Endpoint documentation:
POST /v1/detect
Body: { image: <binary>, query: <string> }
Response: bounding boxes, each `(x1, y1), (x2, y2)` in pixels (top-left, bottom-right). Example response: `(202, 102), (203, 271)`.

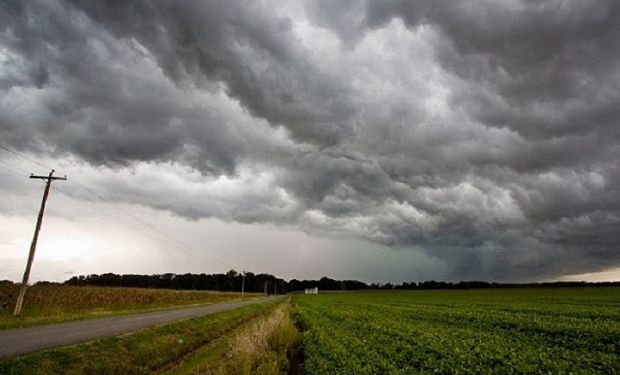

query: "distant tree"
(62, 273), (620, 292)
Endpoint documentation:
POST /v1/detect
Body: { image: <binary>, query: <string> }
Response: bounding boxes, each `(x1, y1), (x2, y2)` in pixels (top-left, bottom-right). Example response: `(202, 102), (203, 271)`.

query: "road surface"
(0, 296), (279, 358)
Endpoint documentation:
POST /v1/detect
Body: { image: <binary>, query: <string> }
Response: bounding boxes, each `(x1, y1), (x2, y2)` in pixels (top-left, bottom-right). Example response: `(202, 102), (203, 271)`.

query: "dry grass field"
(0, 282), (259, 329)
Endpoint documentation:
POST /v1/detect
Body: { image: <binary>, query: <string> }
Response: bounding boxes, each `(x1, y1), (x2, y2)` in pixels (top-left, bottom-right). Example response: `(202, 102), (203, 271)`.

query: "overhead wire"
(53, 183), (229, 268)
(0, 145), (55, 171)
(0, 144), (237, 271)
(62, 180), (234, 270)
(0, 161), (26, 179)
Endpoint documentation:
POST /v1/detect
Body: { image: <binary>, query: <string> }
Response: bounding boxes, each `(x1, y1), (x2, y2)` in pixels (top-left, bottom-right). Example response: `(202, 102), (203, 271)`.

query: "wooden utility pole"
(13, 170), (67, 316)
(241, 270), (245, 299)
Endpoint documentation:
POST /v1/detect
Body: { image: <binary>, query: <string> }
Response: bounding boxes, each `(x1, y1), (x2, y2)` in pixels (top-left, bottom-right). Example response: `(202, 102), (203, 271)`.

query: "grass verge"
(172, 298), (301, 375)
(0, 299), (278, 375)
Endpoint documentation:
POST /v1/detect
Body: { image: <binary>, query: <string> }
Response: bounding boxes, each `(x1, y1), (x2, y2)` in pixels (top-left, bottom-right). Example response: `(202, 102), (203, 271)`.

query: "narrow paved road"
(0, 296), (279, 358)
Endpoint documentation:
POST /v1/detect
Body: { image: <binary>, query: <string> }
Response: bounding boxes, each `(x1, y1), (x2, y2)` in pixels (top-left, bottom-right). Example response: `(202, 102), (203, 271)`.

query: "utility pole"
(241, 271), (245, 299)
(264, 280), (268, 295)
(13, 170), (67, 316)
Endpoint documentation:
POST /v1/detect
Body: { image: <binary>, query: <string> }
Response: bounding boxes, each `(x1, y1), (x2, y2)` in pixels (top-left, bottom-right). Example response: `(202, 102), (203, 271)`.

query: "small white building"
(304, 287), (319, 294)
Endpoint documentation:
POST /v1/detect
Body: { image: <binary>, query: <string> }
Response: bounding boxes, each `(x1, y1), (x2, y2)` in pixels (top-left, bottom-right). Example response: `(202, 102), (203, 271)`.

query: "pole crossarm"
(30, 169), (67, 182)
(30, 175), (67, 181)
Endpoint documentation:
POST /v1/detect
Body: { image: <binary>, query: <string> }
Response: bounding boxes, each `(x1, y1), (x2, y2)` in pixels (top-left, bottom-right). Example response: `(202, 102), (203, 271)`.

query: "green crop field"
(294, 288), (620, 374)
(2, 286), (619, 374)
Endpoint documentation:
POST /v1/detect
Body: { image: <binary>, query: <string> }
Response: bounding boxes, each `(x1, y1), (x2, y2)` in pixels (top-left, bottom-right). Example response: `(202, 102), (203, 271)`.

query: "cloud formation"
(1, 0), (620, 281)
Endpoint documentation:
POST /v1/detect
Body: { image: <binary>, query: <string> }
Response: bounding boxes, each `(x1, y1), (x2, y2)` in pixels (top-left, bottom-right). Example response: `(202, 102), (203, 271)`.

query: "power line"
(0, 143), (238, 271)
(57, 186), (226, 267)
(0, 145), (55, 171)
(0, 162), (26, 179)
(65, 182), (234, 270)
(52, 182), (234, 269)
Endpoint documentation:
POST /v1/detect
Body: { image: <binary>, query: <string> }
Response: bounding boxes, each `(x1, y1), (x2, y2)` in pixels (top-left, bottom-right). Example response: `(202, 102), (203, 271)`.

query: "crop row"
(294, 288), (620, 374)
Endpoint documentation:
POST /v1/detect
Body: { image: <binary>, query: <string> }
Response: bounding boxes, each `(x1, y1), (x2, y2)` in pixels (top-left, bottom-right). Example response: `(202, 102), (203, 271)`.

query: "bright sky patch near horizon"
(1, 1), (619, 283)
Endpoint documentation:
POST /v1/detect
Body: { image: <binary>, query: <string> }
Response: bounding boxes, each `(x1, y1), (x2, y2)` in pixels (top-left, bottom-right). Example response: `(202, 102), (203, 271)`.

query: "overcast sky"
(1, 0), (620, 283)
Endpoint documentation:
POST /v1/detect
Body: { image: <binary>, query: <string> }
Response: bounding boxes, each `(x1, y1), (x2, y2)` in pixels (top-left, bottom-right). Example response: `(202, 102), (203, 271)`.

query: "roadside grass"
(0, 299), (279, 375)
(171, 298), (301, 375)
(0, 283), (261, 329)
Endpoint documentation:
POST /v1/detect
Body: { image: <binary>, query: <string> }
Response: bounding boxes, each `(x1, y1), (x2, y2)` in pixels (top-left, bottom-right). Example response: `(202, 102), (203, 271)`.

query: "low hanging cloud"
(1, 0), (620, 281)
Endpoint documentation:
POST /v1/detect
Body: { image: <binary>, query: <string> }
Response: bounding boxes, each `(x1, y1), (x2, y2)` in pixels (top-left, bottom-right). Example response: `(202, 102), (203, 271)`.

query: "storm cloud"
(1, 0), (620, 281)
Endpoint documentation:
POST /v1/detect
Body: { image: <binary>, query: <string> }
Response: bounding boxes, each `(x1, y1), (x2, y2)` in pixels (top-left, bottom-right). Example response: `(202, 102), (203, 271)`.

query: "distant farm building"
(305, 287), (319, 294)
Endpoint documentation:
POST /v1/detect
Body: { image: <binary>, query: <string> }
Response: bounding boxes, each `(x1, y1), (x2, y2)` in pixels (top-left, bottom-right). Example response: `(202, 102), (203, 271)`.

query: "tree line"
(65, 271), (288, 294)
(62, 271), (620, 293)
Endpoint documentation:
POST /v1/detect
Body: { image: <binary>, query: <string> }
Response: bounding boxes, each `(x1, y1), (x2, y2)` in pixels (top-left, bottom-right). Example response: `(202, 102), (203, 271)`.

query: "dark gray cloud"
(1, 0), (620, 281)
(70, 0), (356, 146)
